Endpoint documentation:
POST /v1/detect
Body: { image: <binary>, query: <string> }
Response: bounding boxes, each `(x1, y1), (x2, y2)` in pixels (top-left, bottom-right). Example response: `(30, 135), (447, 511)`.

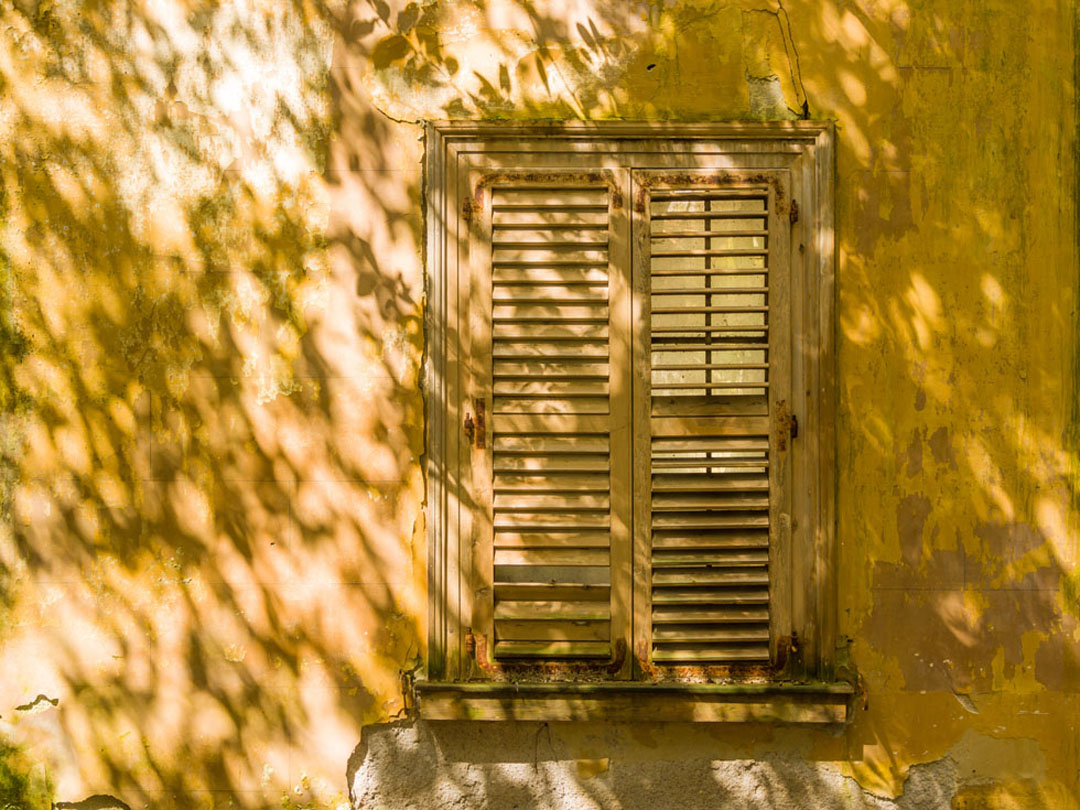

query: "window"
(419, 123), (848, 722)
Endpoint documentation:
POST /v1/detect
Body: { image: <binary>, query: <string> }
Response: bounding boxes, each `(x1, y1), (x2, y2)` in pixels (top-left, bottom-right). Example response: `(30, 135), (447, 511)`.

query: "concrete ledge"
(414, 681), (854, 723)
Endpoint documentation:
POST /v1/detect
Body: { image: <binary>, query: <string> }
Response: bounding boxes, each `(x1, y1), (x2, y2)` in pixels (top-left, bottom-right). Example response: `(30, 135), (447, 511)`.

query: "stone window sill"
(413, 681), (854, 723)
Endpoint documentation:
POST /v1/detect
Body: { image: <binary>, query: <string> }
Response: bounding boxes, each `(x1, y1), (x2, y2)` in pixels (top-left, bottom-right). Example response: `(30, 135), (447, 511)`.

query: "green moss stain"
(0, 739), (51, 810)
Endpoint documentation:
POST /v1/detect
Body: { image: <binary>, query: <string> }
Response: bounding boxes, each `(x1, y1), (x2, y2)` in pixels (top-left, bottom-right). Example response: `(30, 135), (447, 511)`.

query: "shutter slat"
(652, 514), (770, 530)
(493, 239), (610, 249)
(651, 324), (767, 333)
(651, 569), (769, 586)
(492, 414), (610, 433)
(652, 211), (766, 221)
(649, 189), (767, 200)
(650, 459), (769, 471)
(653, 606), (769, 623)
(494, 512), (611, 530)
(493, 187), (607, 205)
(493, 267), (609, 284)
(496, 601), (611, 620)
(494, 583), (610, 601)
(496, 620), (611, 641)
(651, 341), (768, 351)
(651, 549), (769, 566)
(494, 323), (608, 338)
(495, 473), (611, 493)
(652, 473), (768, 491)
(652, 363), (769, 373)
(493, 493), (610, 511)
(495, 565), (610, 584)
(494, 222), (609, 231)
(651, 249), (768, 258)
(652, 382), (769, 391)
(652, 436), (769, 452)
(493, 397), (610, 414)
(494, 361), (610, 376)
(651, 588), (769, 605)
(651, 532), (769, 549)
(653, 230), (768, 239)
(651, 645), (770, 662)
(495, 547), (610, 566)
(651, 494), (769, 510)
(495, 530), (611, 548)
(650, 268), (766, 277)
(653, 625), (769, 642)
(494, 454), (610, 472)
(652, 286), (770, 296)
(492, 259), (608, 268)
(494, 641), (611, 658)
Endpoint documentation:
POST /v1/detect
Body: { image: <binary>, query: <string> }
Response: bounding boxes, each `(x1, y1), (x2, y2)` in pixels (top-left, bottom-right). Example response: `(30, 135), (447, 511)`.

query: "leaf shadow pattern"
(0, 0), (1077, 808)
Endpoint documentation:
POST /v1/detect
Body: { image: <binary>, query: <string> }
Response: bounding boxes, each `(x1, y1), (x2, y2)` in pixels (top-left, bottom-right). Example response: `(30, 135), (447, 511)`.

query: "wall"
(0, 0), (1077, 808)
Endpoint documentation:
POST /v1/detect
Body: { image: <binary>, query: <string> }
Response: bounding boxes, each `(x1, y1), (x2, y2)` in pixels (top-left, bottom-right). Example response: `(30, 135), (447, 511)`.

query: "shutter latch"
(790, 413), (799, 440)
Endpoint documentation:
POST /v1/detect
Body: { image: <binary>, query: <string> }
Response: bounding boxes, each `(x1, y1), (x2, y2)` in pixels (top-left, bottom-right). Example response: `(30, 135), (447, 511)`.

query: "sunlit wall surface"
(0, 1), (1077, 808)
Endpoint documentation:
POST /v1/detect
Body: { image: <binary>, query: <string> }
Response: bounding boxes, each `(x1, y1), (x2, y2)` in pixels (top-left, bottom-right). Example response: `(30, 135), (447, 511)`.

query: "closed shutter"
(633, 174), (791, 666)
(469, 175), (632, 664)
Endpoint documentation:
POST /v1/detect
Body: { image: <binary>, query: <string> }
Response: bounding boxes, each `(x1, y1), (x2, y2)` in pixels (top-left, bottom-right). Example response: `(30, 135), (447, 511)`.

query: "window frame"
(421, 121), (842, 720)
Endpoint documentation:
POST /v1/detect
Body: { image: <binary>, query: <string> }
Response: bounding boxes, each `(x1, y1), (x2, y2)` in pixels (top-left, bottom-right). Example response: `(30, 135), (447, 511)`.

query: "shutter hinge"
(789, 199), (799, 224)
(474, 398), (486, 448)
(776, 400), (797, 451)
(464, 398), (486, 448)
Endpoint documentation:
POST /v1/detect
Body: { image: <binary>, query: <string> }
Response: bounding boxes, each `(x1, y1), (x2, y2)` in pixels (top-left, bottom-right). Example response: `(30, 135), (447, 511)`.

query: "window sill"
(413, 681), (854, 723)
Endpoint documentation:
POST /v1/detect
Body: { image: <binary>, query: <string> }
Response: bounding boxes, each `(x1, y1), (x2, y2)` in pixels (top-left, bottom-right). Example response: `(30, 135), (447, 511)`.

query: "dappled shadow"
(0, 0), (1077, 808)
(351, 718), (959, 809)
(1, 0), (424, 806)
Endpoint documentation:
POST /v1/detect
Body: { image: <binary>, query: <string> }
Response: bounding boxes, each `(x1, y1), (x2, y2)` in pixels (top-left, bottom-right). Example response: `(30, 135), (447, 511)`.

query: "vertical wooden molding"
(424, 122), (838, 689)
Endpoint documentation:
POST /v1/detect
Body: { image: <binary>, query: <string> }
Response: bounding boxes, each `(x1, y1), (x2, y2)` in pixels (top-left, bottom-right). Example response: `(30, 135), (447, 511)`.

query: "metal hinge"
(789, 199), (799, 224)
(464, 398), (486, 448)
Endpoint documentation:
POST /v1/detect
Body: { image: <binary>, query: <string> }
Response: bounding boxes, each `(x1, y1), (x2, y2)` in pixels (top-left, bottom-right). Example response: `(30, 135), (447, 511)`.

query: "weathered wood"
(650, 549), (769, 566)
(494, 583), (610, 602)
(495, 601), (611, 621)
(652, 606), (769, 623)
(653, 625), (769, 642)
(428, 123), (837, 689)
(415, 680), (852, 723)
(652, 645), (770, 662)
(493, 530), (610, 548)
(493, 640), (611, 658)
(494, 547), (610, 567)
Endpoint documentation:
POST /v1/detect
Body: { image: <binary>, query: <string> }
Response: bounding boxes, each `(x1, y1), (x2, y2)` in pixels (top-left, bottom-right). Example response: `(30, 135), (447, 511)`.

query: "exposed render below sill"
(414, 681), (855, 723)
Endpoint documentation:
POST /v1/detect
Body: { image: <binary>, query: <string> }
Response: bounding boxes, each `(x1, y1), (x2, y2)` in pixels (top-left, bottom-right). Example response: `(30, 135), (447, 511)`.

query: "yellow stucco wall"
(1, 0), (1077, 807)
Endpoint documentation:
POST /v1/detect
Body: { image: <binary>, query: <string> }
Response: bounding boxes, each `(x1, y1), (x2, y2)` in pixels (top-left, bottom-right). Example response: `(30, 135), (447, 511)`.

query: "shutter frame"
(632, 169), (794, 677)
(425, 122), (836, 691)
(467, 170), (634, 677)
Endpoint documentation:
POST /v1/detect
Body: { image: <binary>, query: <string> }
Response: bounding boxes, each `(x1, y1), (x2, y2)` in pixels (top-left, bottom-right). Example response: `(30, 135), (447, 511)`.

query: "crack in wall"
(745, 2), (811, 119)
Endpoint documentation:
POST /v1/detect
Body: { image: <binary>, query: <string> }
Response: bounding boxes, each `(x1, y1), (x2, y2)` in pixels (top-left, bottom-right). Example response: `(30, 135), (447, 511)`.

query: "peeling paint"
(2, 0), (1079, 807)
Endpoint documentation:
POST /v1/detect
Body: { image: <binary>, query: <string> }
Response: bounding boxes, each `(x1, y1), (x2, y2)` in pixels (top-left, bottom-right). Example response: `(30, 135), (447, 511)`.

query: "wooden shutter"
(469, 175), (632, 665)
(633, 174), (791, 666)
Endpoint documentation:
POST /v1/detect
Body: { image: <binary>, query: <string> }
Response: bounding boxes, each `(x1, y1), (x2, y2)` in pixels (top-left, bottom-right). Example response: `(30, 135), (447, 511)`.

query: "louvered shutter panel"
(470, 177), (632, 664)
(634, 176), (791, 666)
